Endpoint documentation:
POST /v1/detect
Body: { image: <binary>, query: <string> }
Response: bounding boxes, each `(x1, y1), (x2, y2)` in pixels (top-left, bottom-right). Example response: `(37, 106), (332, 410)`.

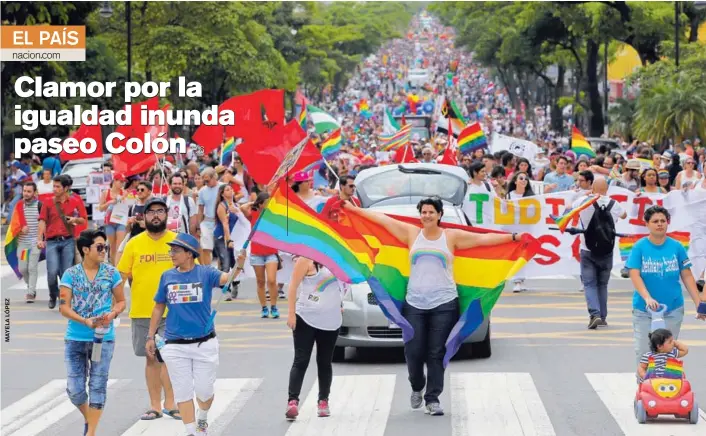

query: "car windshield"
(62, 161), (103, 178)
(356, 168), (466, 207)
(372, 204), (463, 224)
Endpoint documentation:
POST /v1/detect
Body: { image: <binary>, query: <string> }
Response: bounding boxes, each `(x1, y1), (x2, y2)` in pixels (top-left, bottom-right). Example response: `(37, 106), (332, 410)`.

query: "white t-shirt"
(295, 268), (345, 331)
(36, 180), (53, 196)
(166, 194), (197, 234)
(573, 195), (626, 251)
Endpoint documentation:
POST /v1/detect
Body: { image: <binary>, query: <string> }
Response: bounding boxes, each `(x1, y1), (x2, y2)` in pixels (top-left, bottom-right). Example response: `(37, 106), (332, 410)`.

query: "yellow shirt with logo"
(118, 231), (177, 319)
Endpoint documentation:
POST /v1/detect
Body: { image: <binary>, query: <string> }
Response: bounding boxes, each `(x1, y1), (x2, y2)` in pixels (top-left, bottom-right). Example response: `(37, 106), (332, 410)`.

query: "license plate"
(388, 321), (400, 329)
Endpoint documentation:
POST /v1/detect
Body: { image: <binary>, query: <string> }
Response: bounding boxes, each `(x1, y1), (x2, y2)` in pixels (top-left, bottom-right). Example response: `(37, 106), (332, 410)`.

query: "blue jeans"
(632, 306), (684, 366)
(402, 298), (459, 404)
(580, 250), (613, 319)
(46, 238), (76, 299)
(65, 340), (115, 409)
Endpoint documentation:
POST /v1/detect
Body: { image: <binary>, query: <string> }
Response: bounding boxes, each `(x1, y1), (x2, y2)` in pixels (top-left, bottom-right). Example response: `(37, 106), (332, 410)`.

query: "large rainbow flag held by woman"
(619, 232), (690, 262)
(342, 209), (540, 367)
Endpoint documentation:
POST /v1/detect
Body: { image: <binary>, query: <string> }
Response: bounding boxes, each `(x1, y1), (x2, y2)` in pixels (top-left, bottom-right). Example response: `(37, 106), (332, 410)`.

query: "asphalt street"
(2, 264), (706, 436)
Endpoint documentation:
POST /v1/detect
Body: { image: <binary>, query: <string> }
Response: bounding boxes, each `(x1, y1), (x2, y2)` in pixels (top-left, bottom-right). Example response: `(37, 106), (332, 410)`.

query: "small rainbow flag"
(378, 124), (411, 151)
(297, 105), (307, 130)
(4, 212), (23, 278)
(663, 357), (684, 379)
(571, 126), (595, 158)
(456, 122), (487, 154)
(343, 208), (540, 367)
(550, 194), (599, 232)
(619, 232), (690, 262)
(220, 137), (235, 165)
(320, 129), (342, 159)
(250, 182), (377, 284)
(19, 248), (29, 261)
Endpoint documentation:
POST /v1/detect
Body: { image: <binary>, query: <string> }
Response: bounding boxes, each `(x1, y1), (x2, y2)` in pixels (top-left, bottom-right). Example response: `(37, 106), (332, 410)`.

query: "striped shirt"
(18, 200), (40, 246)
(640, 348), (679, 379)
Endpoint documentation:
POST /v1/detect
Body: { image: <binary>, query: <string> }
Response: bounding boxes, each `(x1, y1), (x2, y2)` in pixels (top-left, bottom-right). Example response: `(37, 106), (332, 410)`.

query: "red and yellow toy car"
(634, 375), (699, 424)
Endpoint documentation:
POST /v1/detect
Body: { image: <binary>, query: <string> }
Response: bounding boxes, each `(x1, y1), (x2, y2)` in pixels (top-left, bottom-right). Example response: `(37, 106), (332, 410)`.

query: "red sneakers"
(285, 400), (299, 420)
(317, 400), (330, 417)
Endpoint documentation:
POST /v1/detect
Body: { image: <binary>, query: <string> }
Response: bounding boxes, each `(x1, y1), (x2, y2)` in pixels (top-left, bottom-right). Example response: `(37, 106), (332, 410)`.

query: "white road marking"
(120, 378), (262, 436)
(1, 379), (119, 436)
(451, 372), (556, 436)
(586, 373), (706, 435)
(284, 374), (396, 436)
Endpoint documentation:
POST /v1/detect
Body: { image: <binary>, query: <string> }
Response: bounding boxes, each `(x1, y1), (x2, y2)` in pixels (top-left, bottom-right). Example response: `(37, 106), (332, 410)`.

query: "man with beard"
(117, 198), (179, 421)
(166, 174), (197, 235)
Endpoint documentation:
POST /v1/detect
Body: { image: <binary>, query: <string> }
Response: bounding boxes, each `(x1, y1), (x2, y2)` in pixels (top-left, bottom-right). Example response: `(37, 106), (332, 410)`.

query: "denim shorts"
(65, 339), (115, 409)
(104, 223), (126, 236)
(250, 254), (279, 267)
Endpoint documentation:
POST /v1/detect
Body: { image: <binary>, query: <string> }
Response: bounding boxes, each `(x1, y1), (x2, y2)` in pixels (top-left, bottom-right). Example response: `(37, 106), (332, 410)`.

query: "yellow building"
(608, 22), (706, 81)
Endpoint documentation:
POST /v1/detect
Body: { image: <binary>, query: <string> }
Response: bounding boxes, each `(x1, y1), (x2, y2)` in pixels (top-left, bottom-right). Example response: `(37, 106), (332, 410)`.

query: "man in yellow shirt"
(118, 197), (180, 421)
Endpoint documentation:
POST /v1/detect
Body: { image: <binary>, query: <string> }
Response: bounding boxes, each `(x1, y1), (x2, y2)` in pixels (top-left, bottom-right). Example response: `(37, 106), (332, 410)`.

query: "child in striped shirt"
(637, 328), (688, 382)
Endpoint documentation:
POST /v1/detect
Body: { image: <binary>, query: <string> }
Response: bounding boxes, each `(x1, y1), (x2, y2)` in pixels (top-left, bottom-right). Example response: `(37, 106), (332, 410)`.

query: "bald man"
(572, 177), (627, 329)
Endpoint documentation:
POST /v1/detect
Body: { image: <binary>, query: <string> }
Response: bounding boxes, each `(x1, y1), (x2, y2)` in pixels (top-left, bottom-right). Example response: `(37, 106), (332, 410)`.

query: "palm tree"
(633, 76), (706, 143)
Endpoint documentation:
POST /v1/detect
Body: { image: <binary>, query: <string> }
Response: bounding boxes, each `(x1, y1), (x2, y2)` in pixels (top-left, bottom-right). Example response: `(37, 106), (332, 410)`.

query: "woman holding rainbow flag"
(342, 197), (526, 416)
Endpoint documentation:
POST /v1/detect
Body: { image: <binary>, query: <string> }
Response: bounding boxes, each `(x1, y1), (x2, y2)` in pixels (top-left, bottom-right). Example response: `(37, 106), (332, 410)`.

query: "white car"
(334, 164), (491, 361)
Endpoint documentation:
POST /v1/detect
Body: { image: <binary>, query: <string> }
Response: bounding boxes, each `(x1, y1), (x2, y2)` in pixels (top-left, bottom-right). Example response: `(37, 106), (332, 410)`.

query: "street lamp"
(98, 2), (131, 83)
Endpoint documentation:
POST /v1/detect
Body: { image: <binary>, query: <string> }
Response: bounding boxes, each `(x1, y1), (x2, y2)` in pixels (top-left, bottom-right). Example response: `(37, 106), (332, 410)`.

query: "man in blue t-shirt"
(59, 229), (126, 436)
(544, 156), (575, 192)
(146, 233), (245, 436)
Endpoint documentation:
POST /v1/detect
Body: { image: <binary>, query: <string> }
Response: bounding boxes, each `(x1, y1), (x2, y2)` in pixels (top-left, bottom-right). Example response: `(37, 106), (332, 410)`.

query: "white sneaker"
(513, 283), (522, 293)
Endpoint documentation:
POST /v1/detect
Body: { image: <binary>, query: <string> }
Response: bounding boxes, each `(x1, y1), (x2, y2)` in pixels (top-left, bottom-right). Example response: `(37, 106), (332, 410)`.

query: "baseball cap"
(293, 171), (313, 182)
(144, 197), (168, 211)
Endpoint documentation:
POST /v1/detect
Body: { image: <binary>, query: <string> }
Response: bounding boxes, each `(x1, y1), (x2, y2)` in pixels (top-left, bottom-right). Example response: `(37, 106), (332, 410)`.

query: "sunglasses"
(94, 244), (108, 253)
(345, 184), (356, 189)
(517, 177), (527, 181)
(137, 188), (148, 193)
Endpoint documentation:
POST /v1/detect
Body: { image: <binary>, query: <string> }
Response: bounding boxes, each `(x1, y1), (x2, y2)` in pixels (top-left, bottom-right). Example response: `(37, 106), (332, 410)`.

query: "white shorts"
(200, 221), (216, 250)
(160, 337), (219, 403)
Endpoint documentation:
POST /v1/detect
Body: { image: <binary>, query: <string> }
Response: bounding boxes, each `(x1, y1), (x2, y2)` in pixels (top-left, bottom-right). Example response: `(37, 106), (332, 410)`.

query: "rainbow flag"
(456, 122), (487, 154)
(250, 182), (376, 284)
(343, 208), (539, 366)
(571, 126), (595, 158)
(220, 137), (235, 165)
(646, 356), (683, 380)
(4, 211), (23, 279)
(19, 248), (29, 261)
(378, 124), (411, 151)
(619, 232), (690, 262)
(297, 105), (307, 130)
(320, 129), (342, 159)
(550, 194), (599, 232)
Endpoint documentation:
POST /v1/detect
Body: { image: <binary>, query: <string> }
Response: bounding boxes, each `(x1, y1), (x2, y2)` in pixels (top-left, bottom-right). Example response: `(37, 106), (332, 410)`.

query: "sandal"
(140, 410), (163, 420)
(163, 408), (182, 420)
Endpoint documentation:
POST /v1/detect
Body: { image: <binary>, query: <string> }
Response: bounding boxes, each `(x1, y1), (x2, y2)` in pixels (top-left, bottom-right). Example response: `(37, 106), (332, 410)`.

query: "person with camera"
(58, 229), (126, 436)
(146, 233), (246, 436)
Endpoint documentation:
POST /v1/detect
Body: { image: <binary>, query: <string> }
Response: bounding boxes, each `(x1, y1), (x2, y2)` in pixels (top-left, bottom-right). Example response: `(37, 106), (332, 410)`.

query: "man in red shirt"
(320, 175), (361, 222)
(37, 175), (88, 309)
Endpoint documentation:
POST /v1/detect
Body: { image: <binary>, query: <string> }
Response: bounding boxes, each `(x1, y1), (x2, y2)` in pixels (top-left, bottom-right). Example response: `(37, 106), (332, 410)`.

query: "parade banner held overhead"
(462, 186), (706, 277)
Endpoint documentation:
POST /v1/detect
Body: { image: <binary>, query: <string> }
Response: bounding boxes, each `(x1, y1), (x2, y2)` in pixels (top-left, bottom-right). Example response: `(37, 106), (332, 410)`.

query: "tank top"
(406, 230), (457, 310)
(680, 171), (701, 188)
(104, 189), (124, 224)
(295, 267), (344, 331)
(214, 201), (238, 240)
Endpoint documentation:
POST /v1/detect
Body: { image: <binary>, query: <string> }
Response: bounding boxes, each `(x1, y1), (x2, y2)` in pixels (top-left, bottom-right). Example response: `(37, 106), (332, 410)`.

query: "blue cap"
(167, 233), (201, 258)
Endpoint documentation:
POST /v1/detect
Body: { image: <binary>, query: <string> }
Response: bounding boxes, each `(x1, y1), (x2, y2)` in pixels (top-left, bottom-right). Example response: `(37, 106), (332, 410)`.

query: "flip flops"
(140, 410), (162, 420)
(163, 408), (182, 420)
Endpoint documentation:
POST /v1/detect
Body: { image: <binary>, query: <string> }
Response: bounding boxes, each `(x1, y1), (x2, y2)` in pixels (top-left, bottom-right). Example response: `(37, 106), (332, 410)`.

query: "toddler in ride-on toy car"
(637, 328), (688, 383)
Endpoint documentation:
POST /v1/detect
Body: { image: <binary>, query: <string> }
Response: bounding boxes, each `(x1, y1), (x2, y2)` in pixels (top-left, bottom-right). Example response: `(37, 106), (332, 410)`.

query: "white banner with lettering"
(462, 186), (706, 277)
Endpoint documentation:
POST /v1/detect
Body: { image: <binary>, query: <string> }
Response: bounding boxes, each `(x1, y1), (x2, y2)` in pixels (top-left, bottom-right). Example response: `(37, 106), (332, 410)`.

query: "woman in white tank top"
(284, 257), (347, 421)
(674, 157), (701, 190)
(342, 197), (526, 416)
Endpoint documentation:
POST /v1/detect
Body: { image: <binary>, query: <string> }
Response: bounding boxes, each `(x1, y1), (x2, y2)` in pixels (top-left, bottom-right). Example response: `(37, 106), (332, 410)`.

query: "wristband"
(697, 302), (706, 315)
(146, 335), (154, 341)
(512, 233), (517, 242)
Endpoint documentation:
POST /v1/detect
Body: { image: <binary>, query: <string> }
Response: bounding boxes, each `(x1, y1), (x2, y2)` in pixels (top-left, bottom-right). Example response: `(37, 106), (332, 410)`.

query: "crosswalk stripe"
(451, 373), (555, 436)
(1, 379), (120, 436)
(586, 373), (706, 435)
(119, 378), (262, 436)
(284, 374), (396, 436)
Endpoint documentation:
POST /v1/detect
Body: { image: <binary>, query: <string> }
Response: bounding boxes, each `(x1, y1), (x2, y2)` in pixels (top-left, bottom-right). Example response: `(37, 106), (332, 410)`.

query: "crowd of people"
(3, 11), (706, 436)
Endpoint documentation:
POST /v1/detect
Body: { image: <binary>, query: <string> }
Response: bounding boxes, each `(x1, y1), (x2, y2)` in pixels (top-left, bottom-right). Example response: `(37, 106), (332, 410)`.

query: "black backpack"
(584, 200), (616, 256)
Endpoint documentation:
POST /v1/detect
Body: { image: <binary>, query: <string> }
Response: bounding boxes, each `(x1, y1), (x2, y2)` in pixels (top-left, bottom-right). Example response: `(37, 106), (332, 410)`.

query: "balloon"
(422, 101), (434, 114)
(393, 107), (404, 116)
(416, 109), (423, 115)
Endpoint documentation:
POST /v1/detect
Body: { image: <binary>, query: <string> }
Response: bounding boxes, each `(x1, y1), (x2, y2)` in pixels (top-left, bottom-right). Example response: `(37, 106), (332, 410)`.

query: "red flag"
(192, 90), (285, 154)
(394, 144), (417, 164)
(111, 97), (159, 177)
(60, 123), (103, 161)
(236, 120), (320, 185)
(438, 145), (457, 166)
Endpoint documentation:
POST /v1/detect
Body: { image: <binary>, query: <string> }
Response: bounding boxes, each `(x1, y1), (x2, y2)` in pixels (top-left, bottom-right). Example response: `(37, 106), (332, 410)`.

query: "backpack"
(584, 200), (616, 256)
